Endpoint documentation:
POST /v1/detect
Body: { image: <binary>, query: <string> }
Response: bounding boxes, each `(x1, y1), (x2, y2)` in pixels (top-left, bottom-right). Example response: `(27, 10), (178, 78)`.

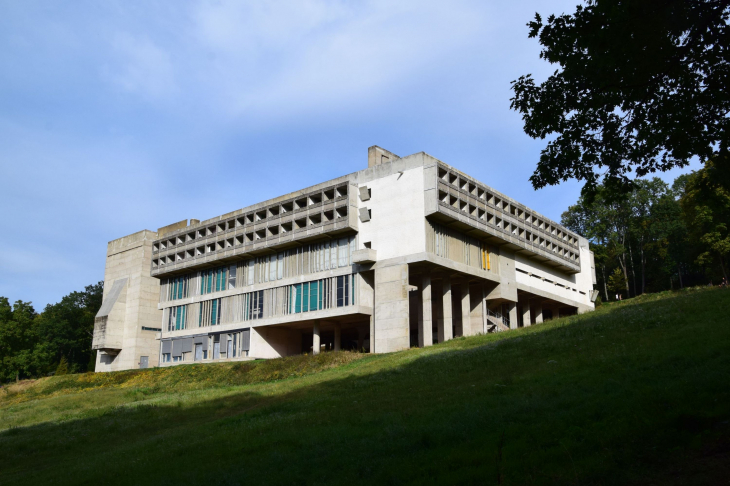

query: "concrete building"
(92, 146), (597, 372)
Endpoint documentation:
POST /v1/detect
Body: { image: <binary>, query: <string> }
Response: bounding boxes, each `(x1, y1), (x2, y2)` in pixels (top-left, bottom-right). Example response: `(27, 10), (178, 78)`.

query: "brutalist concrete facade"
(92, 147), (597, 372)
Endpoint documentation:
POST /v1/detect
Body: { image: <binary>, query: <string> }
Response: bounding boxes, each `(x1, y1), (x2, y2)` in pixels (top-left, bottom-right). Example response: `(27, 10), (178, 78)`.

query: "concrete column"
(417, 286), (423, 344)
(533, 302), (543, 324)
(521, 302), (532, 327)
(507, 302), (518, 330)
(469, 283), (484, 335)
(373, 264), (410, 353)
(554, 306), (561, 319)
(481, 287), (487, 334)
(313, 321), (321, 355)
(419, 273), (433, 347)
(461, 281), (471, 336)
(439, 276), (453, 342)
(334, 323), (341, 351)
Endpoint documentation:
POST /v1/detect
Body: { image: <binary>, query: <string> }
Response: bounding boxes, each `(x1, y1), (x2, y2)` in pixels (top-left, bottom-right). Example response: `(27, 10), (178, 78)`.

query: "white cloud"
(185, 0), (487, 118)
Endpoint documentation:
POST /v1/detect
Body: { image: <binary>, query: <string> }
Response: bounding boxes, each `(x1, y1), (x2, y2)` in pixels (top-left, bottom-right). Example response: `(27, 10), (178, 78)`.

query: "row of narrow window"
(161, 236), (357, 302)
(427, 221), (496, 272)
(165, 274), (357, 331)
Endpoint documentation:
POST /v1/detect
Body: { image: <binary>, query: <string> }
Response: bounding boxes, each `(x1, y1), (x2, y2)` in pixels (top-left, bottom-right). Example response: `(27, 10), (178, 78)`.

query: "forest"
(0, 283), (102, 382)
(561, 161), (729, 302)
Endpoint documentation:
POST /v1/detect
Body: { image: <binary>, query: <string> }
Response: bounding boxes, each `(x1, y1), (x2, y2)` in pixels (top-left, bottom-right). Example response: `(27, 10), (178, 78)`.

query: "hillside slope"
(1, 288), (729, 485)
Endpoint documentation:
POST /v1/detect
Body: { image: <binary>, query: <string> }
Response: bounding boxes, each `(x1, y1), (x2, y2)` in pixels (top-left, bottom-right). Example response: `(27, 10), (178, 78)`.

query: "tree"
(562, 184), (633, 296)
(0, 282), (103, 381)
(55, 356), (69, 376)
(628, 179), (669, 294)
(510, 0), (730, 193)
(681, 161), (730, 280)
(0, 298), (38, 381)
(608, 267), (628, 298)
(33, 282), (103, 374)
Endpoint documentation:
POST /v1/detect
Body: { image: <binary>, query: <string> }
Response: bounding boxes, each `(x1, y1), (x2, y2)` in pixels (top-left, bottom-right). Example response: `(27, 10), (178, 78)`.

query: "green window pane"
(309, 280), (318, 311)
(294, 285), (302, 313)
(303, 282), (309, 312)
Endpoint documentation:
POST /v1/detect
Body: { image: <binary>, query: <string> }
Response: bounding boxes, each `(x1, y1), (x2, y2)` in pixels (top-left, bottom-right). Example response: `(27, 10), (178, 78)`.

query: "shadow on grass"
(1, 288), (728, 486)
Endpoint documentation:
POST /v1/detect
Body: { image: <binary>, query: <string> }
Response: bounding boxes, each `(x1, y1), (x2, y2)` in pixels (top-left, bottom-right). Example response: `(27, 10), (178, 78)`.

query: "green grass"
(1, 287), (729, 485)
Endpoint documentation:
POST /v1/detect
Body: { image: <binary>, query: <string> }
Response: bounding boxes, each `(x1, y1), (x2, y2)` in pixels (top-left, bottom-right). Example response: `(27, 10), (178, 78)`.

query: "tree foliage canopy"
(562, 163), (728, 301)
(511, 0), (730, 192)
(0, 282), (102, 381)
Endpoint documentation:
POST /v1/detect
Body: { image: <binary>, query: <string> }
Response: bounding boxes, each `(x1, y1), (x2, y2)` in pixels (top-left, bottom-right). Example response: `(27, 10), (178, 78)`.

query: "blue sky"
(0, 0), (701, 310)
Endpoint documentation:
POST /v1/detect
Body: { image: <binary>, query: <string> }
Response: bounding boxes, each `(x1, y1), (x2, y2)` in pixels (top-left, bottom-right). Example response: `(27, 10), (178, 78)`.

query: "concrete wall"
(94, 230), (162, 372)
(355, 158), (427, 259)
(373, 263), (410, 353)
(250, 325), (302, 358)
(513, 241), (595, 311)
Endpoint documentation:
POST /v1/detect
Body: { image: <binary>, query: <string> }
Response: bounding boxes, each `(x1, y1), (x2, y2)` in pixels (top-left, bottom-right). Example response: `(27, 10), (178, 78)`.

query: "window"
(246, 290), (264, 320)
(168, 276), (189, 301)
(228, 264), (237, 289)
(338, 238), (348, 267)
(201, 267), (228, 295)
(198, 298), (222, 327)
(162, 353), (171, 363)
(167, 305), (187, 331)
(337, 275), (349, 307)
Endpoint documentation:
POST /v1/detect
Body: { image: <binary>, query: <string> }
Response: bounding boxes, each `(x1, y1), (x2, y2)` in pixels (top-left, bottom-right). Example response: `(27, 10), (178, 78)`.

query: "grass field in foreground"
(1, 288), (729, 485)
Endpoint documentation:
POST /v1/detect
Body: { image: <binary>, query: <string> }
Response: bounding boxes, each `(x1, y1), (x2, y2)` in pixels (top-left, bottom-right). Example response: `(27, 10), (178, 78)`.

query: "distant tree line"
(0, 282), (102, 381)
(561, 162), (730, 302)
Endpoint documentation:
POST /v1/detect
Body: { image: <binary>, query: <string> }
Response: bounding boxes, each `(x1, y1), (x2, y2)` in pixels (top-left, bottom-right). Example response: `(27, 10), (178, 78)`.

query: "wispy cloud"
(190, 0), (486, 118)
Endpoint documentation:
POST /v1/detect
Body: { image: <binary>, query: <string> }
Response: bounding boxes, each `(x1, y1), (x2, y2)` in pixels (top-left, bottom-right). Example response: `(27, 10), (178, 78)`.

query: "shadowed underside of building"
(92, 147), (597, 371)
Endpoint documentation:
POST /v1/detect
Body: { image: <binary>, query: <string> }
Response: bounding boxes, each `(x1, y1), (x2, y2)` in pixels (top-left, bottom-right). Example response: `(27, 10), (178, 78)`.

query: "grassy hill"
(1, 288), (729, 485)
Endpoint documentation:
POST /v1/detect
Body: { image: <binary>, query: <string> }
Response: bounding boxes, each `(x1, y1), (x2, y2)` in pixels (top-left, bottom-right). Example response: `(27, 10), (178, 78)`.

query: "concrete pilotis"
(373, 264), (410, 353)
(313, 321), (321, 355)
(334, 323), (341, 351)
(460, 281), (471, 336)
(469, 283), (484, 335)
(534, 303), (543, 324)
(554, 306), (561, 319)
(439, 277), (453, 342)
(507, 302), (518, 330)
(419, 273), (433, 347)
(521, 302), (532, 327)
